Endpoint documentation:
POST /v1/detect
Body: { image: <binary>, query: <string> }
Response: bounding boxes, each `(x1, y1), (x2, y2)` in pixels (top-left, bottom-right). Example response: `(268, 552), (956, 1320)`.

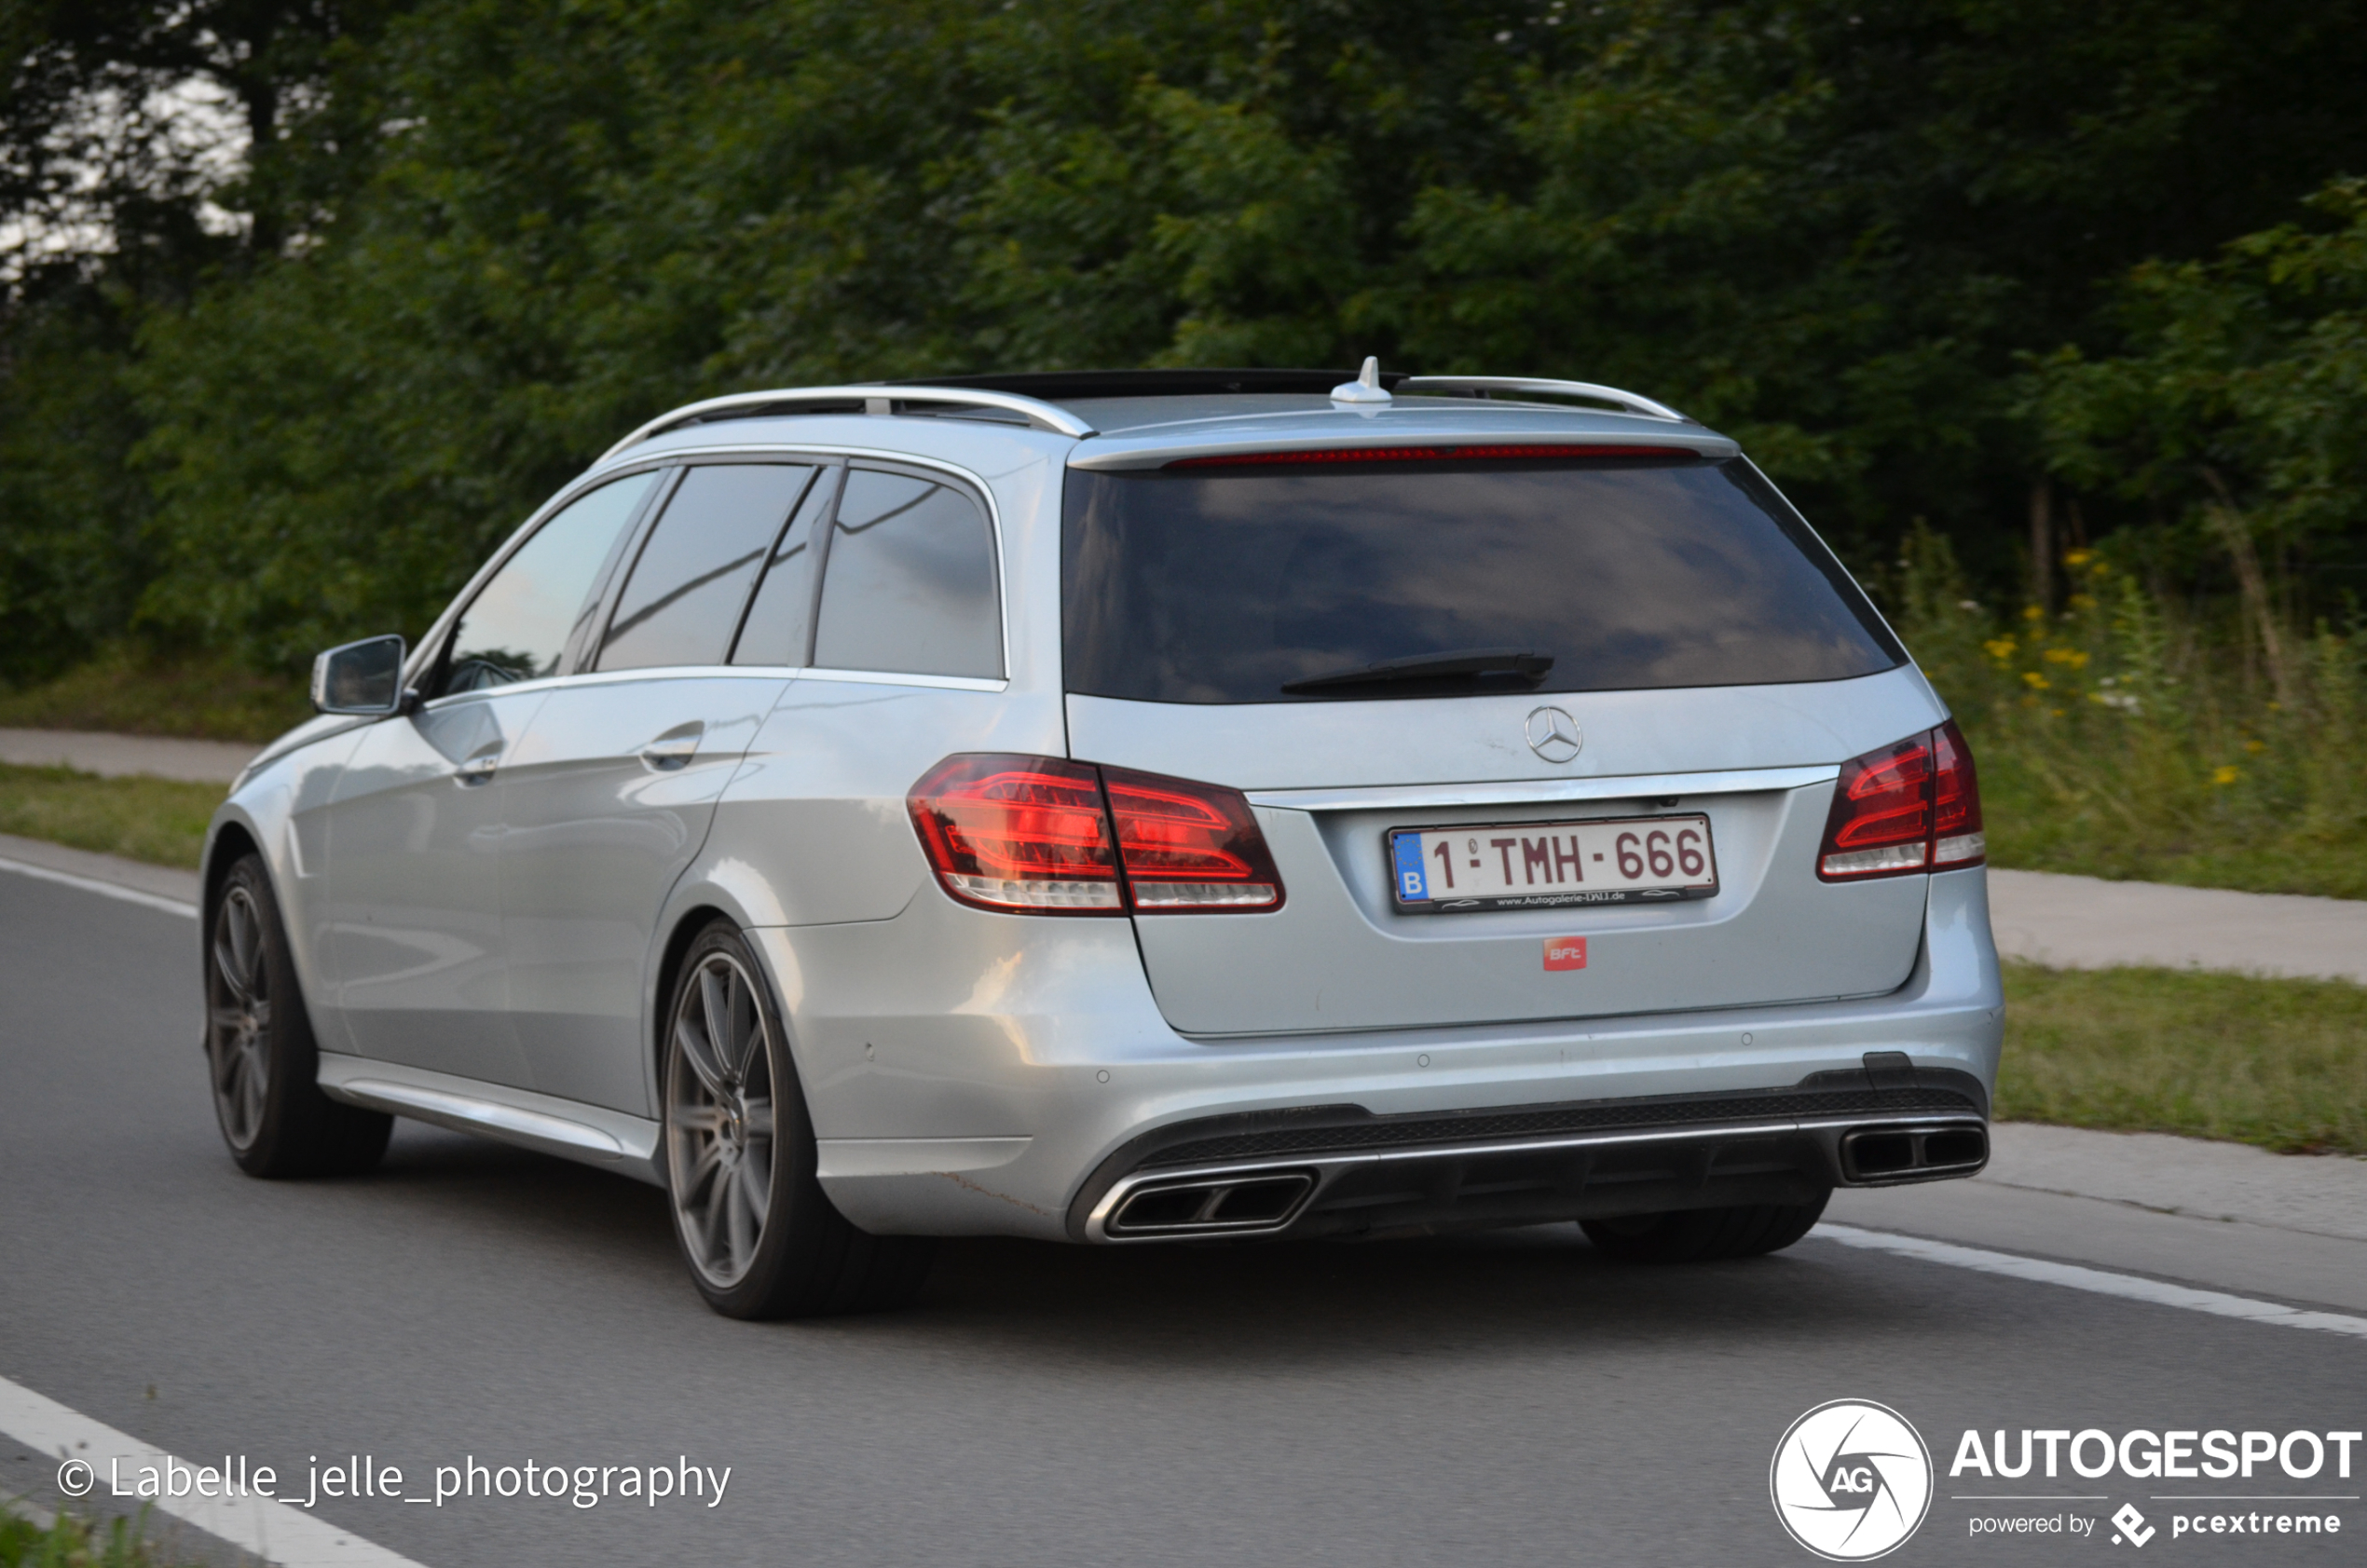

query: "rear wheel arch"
(654, 916), (934, 1316)
(651, 904), (734, 1102)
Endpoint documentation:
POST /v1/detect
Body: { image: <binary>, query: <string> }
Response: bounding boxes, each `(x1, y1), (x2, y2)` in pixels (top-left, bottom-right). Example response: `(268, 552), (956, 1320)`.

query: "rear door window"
(1061, 456), (1904, 702)
(438, 470), (660, 697)
(598, 463), (816, 672)
(812, 466), (1002, 679)
(730, 467), (841, 666)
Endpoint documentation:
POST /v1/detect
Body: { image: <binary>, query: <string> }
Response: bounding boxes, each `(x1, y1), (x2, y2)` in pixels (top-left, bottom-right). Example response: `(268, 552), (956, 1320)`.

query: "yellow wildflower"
(2050, 707), (2066, 717)
(1982, 638), (2018, 661)
(2212, 765), (2239, 786)
(2062, 550), (2094, 567)
(2067, 593), (2098, 611)
(2244, 739), (2265, 754)
(2041, 648), (2089, 668)
(2021, 671), (2051, 690)
(2021, 605), (2045, 621)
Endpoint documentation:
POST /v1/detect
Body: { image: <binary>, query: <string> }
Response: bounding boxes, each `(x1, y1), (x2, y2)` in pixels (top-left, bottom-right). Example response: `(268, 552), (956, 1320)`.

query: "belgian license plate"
(1388, 815), (1717, 913)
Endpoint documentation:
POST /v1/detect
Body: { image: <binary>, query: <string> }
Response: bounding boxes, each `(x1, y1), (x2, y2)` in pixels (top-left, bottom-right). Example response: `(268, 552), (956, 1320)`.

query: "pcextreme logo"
(1771, 1399), (1936, 1561)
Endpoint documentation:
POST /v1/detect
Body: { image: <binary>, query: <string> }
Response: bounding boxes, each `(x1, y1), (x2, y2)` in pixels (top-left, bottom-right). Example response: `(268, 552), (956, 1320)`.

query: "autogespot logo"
(1771, 1399), (1935, 1561)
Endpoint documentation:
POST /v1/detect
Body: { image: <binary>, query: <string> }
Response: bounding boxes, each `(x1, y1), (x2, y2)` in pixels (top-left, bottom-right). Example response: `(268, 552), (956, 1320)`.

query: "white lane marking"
(0, 857), (198, 919)
(1815, 1221), (2367, 1339)
(0, 1374), (429, 1568)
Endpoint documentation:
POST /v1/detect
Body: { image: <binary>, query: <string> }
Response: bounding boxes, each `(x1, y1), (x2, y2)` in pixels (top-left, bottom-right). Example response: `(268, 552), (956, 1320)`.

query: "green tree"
(2024, 180), (2367, 702)
(24, 0), (2367, 669)
(0, 0), (413, 678)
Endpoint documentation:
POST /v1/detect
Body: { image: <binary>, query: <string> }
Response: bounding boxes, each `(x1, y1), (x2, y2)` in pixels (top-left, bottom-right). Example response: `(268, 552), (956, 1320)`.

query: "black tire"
(662, 920), (935, 1319)
(1580, 1191), (1831, 1264)
(205, 854), (393, 1178)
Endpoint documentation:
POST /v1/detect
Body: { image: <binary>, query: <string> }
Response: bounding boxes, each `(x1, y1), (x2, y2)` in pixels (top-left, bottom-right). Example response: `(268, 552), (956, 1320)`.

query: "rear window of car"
(1060, 455), (1904, 703)
(811, 466), (1002, 679)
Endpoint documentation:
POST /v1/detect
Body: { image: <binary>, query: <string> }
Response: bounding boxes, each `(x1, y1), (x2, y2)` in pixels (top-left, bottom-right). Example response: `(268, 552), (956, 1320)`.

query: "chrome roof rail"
(597, 384), (1097, 462)
(1397, 376), (1691, 424)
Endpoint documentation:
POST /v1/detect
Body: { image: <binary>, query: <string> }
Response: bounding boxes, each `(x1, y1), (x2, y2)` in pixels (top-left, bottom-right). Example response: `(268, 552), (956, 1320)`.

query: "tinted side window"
(730, 467), (840, 666)
(439, 470), (659, 697)
(598, 464), (815, 672)
(812, 468), (1001, 679)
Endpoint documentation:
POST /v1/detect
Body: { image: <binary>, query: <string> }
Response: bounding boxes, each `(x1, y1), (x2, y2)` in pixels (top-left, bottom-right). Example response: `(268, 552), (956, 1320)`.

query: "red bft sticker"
(1544, 936), (1588, 971)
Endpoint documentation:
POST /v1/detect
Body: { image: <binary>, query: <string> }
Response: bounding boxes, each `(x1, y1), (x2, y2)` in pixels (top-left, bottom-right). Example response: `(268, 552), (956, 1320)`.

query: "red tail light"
(1816, 720), (1985, 880)
(1931, 719), (1985, 868)
(909, 756), (1284, 914)
(1103, 766), (1285, 910)
(907, 756), (1123, 913)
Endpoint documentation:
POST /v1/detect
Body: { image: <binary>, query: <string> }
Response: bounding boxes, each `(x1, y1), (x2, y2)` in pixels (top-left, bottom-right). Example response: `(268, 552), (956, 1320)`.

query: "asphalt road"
(3, 872), (2361, 1567)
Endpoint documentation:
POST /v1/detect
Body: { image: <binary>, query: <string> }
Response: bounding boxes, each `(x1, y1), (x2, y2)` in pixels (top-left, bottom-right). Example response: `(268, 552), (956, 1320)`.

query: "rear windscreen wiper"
(1280, 648), (1554, 694)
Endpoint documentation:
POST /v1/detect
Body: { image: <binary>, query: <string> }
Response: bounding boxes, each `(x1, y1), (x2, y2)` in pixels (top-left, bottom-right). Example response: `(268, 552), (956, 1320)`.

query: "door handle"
(639, 731), (702, 771)
(454, 744), (501, 786)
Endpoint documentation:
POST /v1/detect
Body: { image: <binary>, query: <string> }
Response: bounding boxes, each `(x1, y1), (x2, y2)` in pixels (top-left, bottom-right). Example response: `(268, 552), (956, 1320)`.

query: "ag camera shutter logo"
(1771, 1399), (1934, 1561)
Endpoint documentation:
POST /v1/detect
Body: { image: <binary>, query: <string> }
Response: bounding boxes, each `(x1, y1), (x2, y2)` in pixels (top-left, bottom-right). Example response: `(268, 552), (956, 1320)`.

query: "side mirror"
(311, 634), (410, 716)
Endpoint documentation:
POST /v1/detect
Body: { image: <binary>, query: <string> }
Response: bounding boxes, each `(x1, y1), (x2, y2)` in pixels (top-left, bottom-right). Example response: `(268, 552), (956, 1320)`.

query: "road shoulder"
(1828, 1123), (2367, 1314)
(0, 830), (201, 906)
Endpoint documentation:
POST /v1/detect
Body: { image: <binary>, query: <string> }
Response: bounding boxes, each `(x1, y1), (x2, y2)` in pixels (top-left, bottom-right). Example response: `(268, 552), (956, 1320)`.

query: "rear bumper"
(775, 865), (2003, 1243)
(1074, 1066), (1987, 1243)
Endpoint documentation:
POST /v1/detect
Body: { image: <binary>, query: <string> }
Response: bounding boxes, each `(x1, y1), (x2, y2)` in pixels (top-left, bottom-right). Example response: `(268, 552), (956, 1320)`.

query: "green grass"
(0, 764), (219, 869)
(1981, 754), (2367, 900)
(1999, 961), (2367, 1154)
(0, 1507), (183, 1568)
(0, 648), (309, 743)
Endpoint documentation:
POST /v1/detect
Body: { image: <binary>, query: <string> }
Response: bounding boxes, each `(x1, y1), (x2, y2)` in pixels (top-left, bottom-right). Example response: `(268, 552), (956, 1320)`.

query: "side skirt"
(315, 1052), (664, 1186)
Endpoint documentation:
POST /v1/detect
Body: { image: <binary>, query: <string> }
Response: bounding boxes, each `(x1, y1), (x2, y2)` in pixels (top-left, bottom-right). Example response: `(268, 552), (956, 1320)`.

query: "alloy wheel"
(206, 884), (272, 1151)
(665, 951), (778, 1288)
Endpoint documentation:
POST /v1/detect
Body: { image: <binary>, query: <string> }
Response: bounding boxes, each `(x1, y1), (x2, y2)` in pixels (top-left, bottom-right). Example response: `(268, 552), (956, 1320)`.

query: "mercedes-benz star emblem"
(1525, 705), (1582, 764)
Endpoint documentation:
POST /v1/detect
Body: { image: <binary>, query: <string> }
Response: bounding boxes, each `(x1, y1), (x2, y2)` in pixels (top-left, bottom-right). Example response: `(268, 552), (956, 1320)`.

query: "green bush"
(0, 647), (309, 743)
(1891, 523), (2367, 897)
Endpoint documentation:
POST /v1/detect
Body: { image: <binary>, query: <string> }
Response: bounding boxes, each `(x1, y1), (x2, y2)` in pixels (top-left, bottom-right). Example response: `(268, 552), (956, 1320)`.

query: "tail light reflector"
(909, 756), (1284, 914)
(1816, 720), (1985, 880)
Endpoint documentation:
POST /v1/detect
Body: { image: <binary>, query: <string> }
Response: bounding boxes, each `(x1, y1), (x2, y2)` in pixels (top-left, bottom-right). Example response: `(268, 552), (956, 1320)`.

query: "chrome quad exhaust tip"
(1102, 1171), (1317, 1238)
(1837, 1122), (1989, 1184)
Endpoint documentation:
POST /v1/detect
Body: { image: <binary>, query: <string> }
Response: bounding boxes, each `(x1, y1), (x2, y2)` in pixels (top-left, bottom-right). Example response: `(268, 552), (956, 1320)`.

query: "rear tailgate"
(1060, 440), (1946, 1036)
(1071, 671), (1942, 1035)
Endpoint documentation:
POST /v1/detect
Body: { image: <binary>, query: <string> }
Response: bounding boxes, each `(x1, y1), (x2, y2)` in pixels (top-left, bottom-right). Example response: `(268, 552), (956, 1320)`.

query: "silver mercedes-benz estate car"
(203, 363), (2001, 1318)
